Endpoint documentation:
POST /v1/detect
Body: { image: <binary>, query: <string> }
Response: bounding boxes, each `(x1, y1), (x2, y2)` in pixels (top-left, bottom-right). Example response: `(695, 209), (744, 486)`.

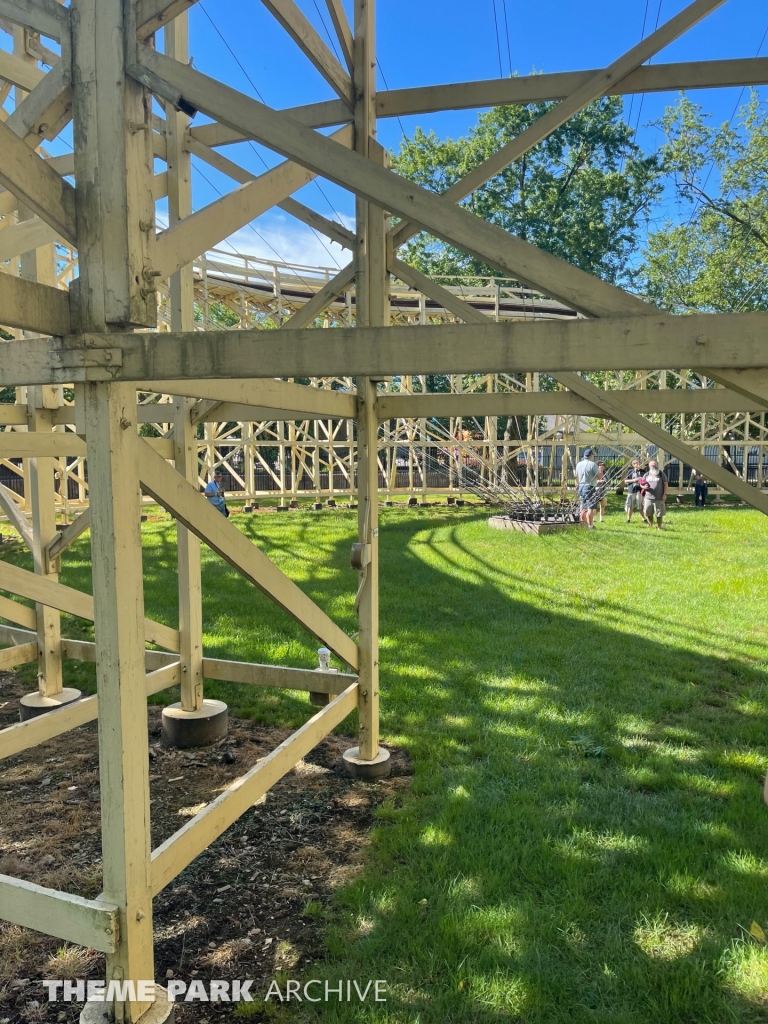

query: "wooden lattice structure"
(2, 0), (768, 1020)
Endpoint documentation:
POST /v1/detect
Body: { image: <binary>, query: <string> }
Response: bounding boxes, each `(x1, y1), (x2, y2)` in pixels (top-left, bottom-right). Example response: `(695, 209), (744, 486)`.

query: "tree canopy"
(392, 95), (662, 287)
(636, 93), (768, 314)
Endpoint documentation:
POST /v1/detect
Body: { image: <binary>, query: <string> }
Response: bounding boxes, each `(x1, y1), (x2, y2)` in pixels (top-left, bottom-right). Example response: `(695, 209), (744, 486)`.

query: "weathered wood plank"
(0, 120), (77, 244)
(0, 875), (119, 953)
(0, 273), (71, 336)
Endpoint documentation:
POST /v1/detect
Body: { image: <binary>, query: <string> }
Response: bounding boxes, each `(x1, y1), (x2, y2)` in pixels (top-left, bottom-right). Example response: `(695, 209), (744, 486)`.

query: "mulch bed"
(0, 672), (411, 1023)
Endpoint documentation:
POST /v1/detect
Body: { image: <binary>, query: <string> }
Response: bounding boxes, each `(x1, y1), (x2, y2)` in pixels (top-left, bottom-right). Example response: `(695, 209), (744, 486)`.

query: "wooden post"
(166, 12), (204, 714)
(344, 0), (390, 777)
(70, 0), (161, 1018)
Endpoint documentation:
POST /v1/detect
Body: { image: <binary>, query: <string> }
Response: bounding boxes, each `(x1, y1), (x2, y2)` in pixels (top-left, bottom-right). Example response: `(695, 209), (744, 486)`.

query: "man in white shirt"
(575, 448), (600, 529)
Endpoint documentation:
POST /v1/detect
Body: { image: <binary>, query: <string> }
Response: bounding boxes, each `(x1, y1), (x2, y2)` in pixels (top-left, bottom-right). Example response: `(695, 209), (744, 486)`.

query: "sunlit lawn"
(5, 499), (768, 1022)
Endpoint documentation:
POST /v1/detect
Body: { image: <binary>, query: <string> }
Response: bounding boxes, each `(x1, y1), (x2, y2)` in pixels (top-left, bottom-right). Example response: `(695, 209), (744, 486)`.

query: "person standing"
(205, 469), (229, 517)
(624, 458), (644, 523)
(694, 471), (708, 508)
(575, 448), (600, 529)
(642, 459), (668, 530)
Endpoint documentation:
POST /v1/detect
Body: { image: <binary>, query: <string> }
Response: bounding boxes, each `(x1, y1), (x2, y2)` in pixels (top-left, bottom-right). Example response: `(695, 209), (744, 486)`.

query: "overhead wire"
(490, 0), (504, 79)
(500, 0), (513, 77)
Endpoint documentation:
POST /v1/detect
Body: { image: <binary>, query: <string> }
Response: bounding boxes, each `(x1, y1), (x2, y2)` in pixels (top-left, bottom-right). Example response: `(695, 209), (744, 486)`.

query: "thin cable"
(376, 60), (407, 139)
(500, 0), (512, 77)
(490, 0), (504, 80)
(311, 0), (343, 65)
(626, 0), (651, 133)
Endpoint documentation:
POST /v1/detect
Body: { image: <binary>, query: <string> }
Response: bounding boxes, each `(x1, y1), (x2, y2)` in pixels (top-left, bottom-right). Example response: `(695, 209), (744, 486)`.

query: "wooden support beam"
(202, 656), (355, 693)
(0, 47), (44, 90)
(0, 482), (33, 550)
(0, 594), (37, 630)
(260, 0), (354, 107)
(703, 368), (768, 410)
(185, 135), (355, 248)
(188, 97), (351, 142)
(0, 120), (77, 244)
(281, 260), (357, 329)
(132, 46), (652, 318)
(555, 372), (768, 515)
(0, 216), (61, 262)
(0, 0), (69, 41)
(390, 0), (728, 250)
(377, 58), (768, 121)
(4, 62), (73, 144)
(0, 640), (38, 670)
(376, 388), (766, 419)
(324, 0), (353, 73)
(143, 378), (357, 418)
(136, 437), (359, 669)
(45, 507), (90, 569)
(137, 0), (197, 39)
(150, 681), (359, 895)
(0, 433), (172, 459)
(0, 272), (71, 336)
(156, 125), (352, 279)
(22, 312), (768, 385)
(0, 559), (181, 652)
(0, 875), (118, 954)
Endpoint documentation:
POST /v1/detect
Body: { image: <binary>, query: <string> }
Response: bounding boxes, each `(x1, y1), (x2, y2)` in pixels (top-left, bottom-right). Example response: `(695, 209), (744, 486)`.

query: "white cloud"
(220, 213), (352, 271)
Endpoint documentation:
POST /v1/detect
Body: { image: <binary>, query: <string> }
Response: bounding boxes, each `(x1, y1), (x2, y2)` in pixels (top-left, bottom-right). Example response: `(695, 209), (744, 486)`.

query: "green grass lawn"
(5, 500), (768, 1022)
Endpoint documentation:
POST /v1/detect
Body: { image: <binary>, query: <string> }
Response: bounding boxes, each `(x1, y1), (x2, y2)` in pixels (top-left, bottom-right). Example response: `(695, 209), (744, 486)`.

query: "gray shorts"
(643, 496), (665, 518)
(625, 490), (642, 512)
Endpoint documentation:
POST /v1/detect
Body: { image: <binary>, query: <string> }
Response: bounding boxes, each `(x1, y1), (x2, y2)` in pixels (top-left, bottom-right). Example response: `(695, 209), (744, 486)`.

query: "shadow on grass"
(3, 508), (768, 1022)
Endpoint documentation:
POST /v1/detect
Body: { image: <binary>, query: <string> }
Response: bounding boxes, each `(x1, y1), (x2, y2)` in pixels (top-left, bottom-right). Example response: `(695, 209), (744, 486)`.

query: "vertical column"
(343, 0), (390, 779)
(70, 0), (170, 1019)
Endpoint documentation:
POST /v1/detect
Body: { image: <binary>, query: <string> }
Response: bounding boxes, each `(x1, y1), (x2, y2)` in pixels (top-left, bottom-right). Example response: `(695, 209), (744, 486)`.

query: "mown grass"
(5, 499), (768, 1022)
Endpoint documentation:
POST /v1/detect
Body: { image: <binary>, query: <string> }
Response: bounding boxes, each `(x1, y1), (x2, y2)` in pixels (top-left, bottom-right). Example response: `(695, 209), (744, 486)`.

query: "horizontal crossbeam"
(0, 0), (69, 41)
(0, 273), (71, 336)
(0, 874), (119, 954)
(142, 378), (356, 418)
(0, 119), (77, 244)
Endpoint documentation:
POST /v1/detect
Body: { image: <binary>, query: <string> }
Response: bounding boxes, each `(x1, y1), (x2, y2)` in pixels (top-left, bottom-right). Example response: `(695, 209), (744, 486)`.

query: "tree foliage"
(392, 96), (662, 286)
(636, 93), (768, 313)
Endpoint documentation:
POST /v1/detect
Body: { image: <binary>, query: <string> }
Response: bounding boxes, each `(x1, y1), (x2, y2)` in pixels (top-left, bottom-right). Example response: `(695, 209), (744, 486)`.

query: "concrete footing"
(19, 687), (82, 721)
(81, 986), (174, 1024)
(161, 699), (228, 749)
(488, 515), (585, 536)
(313, 502), (323, 510)
(342, 745), (392, 779)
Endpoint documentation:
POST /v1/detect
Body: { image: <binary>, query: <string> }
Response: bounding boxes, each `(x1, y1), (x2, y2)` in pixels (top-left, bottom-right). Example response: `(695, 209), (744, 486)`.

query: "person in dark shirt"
(624, 458), (644, 523)
(642, 459), (668, 530)
(694, 472), (708, 508)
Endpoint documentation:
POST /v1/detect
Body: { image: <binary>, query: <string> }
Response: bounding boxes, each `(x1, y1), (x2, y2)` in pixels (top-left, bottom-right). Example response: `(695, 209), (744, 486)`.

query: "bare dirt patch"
(0, 672), (412, 1023)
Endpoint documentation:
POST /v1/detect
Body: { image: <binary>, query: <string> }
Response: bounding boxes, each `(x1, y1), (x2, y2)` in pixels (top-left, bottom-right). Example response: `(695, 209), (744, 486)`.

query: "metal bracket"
(350, 542), (371, 571)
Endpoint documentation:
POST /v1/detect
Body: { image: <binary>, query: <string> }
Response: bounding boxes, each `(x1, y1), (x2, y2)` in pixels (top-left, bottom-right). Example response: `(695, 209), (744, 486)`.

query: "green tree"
(636, 93), (768, 313)
(392, 95), (662, 286)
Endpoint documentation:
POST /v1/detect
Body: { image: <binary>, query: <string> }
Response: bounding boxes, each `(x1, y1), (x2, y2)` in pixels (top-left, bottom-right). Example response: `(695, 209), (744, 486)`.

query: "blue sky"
(2, 0), (767, 270)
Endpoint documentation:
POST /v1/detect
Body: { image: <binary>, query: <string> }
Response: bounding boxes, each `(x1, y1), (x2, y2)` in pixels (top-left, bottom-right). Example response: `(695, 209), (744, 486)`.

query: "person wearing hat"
(574, 448), (600, 529)
(204, 469), (229, 517)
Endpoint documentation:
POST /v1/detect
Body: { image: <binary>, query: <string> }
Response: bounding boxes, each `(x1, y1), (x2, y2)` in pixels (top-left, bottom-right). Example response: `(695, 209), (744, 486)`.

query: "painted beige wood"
(0, 216), (61, 263)
(325, 0), (353, 72)
(0, 47), (44, 90)
(0, 692), (98, 760)
(203, 656), (354, 694)
(145, 378), (357, 418)
(83, 381), (155, 1019)
(0, 874), (119, 953)
(137, 437), (359, 668)
(38, 310), (768, 386)
(377, 58), (768, 120)
(0, 558), (181, 652)
(45, 508), (91, 568)
(137, 0), (197, 38)
(174, 399), (204, 711)
(376, 388), (766, 419)
(0, 594), (37, 629)
(556, 372), (768, 514)
(0, 482), (33, 549)
(134, 46), (653, 318)
(390, 257), (488, 326)
(390, 0), (728, 249)
(0, 433), (172, 459)
(28, 390), (64, 698)
(0, 272), (71, 336)
(704, 368), (768, 409)
(0, 0), (69, 41)
(0, 120), (77, 243)
(146, 660), (182, 695)
(0, 640), (37, 669)
(281, 261), (357, 329)
(186, 134), (354, 246)
(188, 96), (351, 142)
(5, 60), (72, 144)
(156, 125), (352, 280)
(260, 0), (354, 106)
(150, 682), (359, 895)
